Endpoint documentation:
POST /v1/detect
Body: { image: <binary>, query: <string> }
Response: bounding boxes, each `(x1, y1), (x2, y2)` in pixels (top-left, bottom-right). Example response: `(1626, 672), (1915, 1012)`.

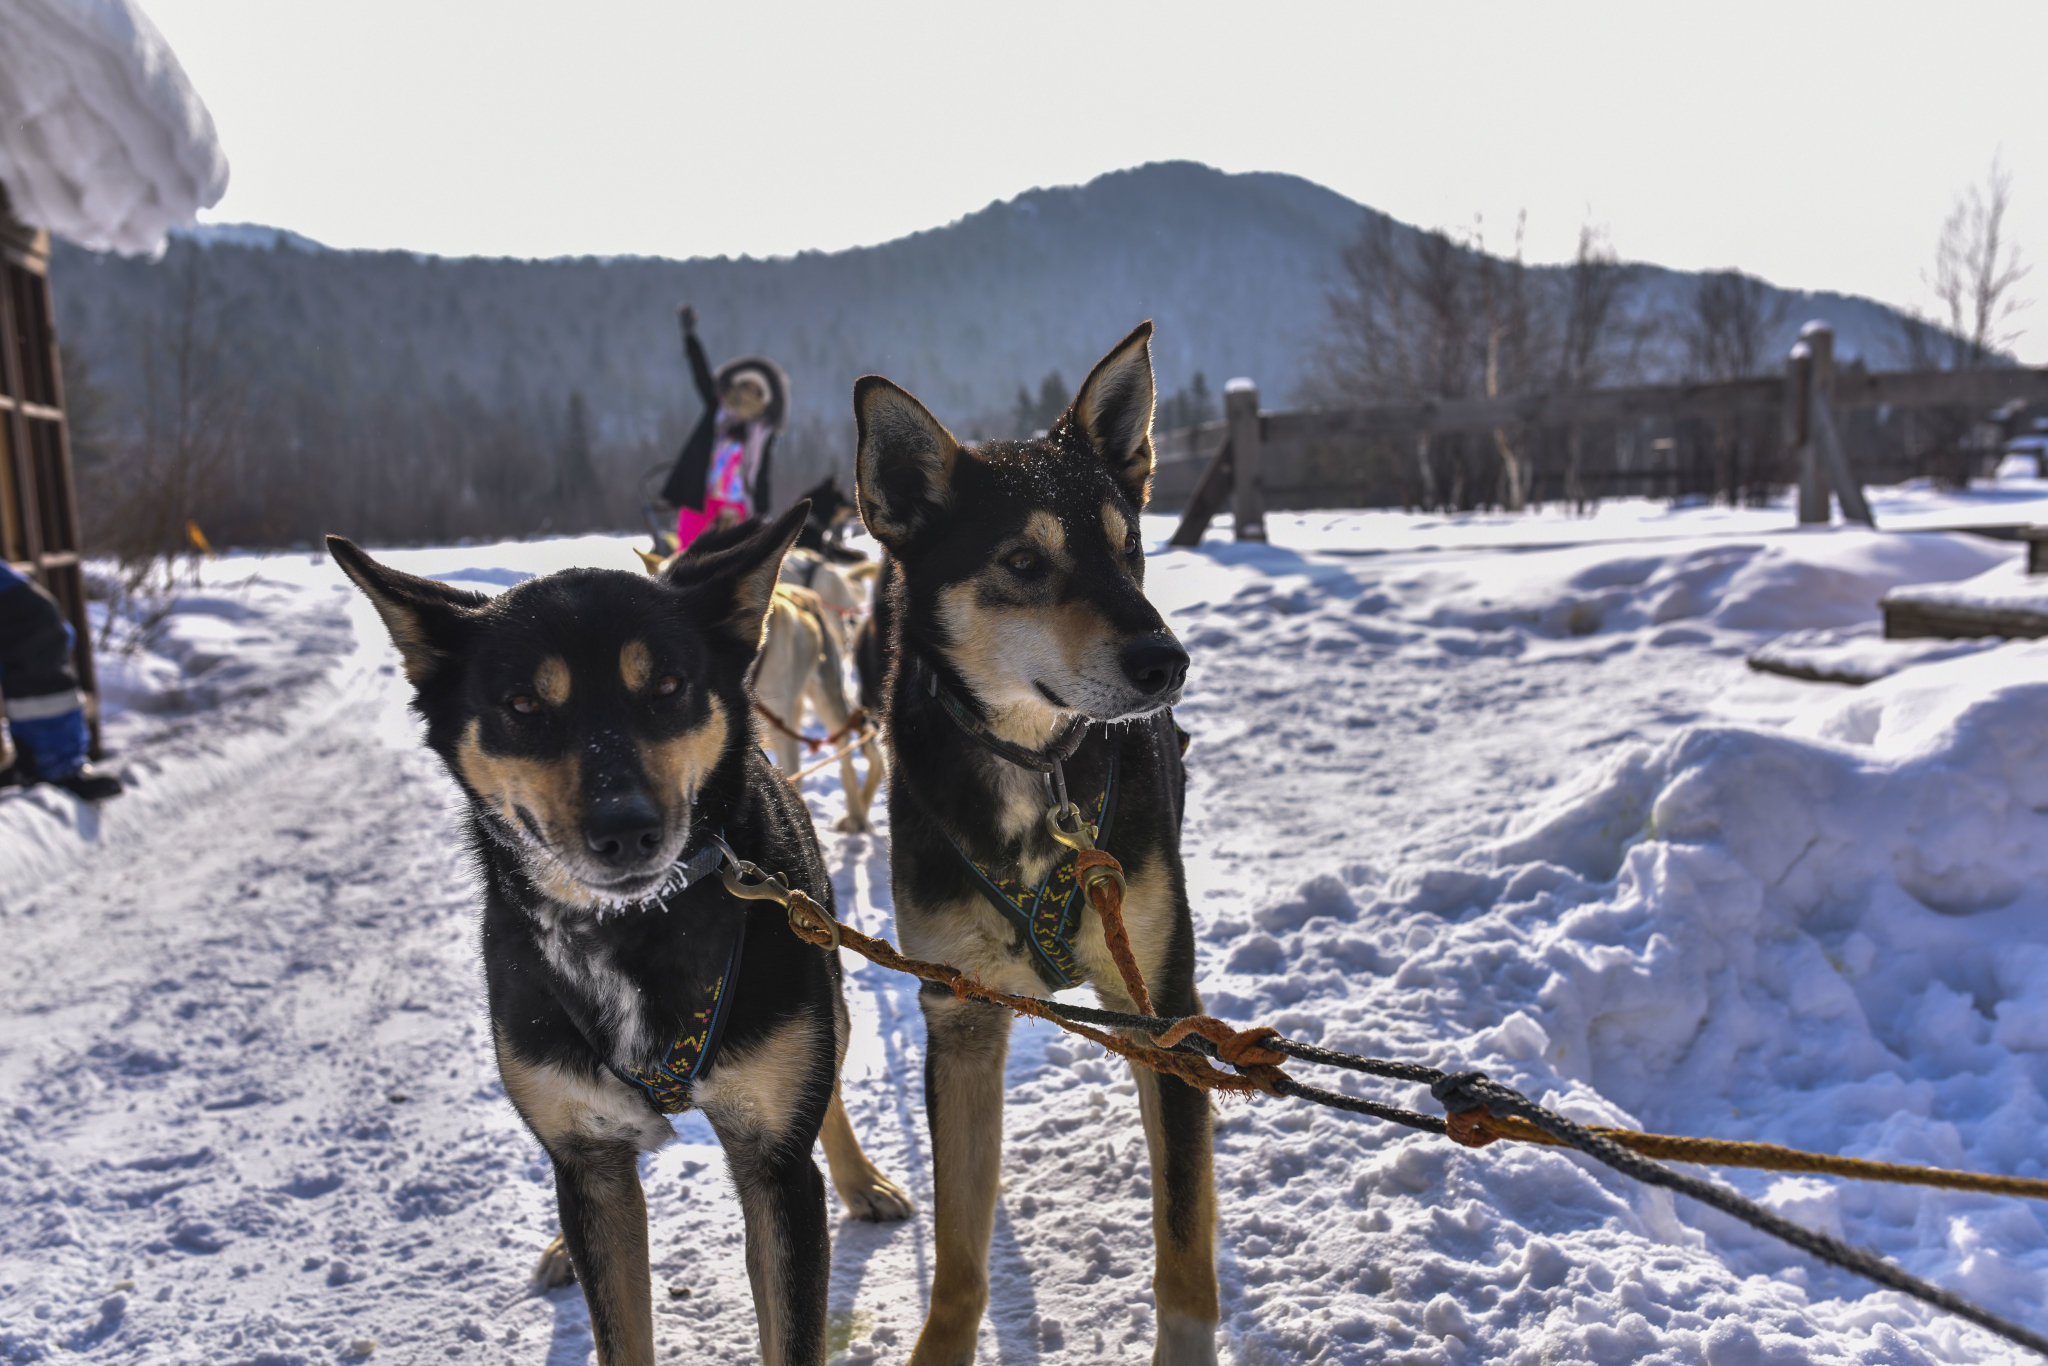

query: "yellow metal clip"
(1045, 801), (1099, 853)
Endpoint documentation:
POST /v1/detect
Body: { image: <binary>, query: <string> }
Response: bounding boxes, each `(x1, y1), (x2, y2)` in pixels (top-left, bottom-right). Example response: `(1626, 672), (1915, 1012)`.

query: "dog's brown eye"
(1007, 550), (1039, 574)
(1125, 532), (1141, 557)
(655, 676), (680, 697)
(509, 695), (540, 715)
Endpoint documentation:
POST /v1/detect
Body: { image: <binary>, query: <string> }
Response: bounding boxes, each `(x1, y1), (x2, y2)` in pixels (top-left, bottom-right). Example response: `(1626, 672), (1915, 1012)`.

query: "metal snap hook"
(720, 860), (792, 906)
(1045, 801), (1098, 852)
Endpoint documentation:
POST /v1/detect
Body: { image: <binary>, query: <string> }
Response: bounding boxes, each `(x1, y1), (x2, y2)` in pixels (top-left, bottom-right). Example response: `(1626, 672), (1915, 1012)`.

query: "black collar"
(913, 655), (1087, 773)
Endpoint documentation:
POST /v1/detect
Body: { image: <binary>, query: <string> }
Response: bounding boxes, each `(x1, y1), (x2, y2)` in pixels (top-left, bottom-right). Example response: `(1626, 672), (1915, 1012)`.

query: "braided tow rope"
(716, 846), (2048, 1357)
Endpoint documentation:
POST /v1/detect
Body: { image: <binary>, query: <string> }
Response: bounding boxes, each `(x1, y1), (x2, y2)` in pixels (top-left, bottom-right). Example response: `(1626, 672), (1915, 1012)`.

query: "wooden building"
(0, 199), (96, 736)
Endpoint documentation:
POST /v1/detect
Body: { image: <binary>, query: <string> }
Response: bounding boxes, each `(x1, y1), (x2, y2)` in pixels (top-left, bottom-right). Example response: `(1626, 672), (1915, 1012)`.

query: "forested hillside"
(48, 161), (1930, 549)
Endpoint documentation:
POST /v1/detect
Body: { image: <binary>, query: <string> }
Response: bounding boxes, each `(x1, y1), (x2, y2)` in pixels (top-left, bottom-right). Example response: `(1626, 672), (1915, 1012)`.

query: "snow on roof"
(0, 0), (227, 255)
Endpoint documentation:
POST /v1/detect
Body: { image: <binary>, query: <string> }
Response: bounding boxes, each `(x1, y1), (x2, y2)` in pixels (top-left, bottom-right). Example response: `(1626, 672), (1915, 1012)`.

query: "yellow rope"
(1453, 1110), (2048, 1199)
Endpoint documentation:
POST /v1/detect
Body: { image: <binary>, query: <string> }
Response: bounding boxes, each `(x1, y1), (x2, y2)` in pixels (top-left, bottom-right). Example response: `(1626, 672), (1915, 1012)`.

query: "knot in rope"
(1430, 1070), (1508, 1149)
(1155, 1016), (1288, 1094)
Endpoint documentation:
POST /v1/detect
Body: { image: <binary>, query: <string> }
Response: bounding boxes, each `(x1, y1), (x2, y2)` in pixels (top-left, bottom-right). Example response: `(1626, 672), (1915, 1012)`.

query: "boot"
(45, 764), (123, 802)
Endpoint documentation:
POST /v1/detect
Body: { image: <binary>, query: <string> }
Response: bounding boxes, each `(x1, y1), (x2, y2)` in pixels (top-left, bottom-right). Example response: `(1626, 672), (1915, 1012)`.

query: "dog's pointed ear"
(1065, 321), (1157, 508)
(855, 376), (959, 550)
(326, 535), (486, 686)
(664, 501), (809, 647)
(633, 545), (671, 577)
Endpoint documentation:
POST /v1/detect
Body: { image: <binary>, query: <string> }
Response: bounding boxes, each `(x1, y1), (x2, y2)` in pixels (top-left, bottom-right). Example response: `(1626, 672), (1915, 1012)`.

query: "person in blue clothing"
(0, 562), (122, 800)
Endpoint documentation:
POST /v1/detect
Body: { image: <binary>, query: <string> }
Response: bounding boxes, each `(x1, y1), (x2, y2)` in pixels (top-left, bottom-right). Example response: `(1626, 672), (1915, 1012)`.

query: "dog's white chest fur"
(531, 911), (653, 1065)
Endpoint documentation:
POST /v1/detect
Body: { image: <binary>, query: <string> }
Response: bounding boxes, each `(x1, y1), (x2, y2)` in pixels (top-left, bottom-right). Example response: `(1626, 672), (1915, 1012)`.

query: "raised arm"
(679, 305), (718, 407)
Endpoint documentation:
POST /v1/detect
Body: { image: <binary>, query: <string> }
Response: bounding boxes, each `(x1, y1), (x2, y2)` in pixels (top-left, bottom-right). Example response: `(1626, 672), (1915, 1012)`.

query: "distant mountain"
(46, 161), (1940, 546)
(169, 221), (328, 254)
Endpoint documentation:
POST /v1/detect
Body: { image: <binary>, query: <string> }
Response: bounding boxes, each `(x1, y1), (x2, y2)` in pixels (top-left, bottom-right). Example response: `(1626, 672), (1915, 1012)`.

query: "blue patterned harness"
(943, 751), (1120, 991)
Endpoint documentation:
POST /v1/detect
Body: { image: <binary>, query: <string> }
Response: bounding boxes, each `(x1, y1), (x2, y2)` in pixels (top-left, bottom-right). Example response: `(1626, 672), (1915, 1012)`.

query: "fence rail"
(1155, 350), (2048, 538)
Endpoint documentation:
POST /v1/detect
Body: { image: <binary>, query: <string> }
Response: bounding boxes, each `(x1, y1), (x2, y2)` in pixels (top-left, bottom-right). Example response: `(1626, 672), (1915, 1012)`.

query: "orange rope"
(780, 887), (1275, 1097)
(776, 886), (2048, 1203)
(1073, 849), (1154, 1018)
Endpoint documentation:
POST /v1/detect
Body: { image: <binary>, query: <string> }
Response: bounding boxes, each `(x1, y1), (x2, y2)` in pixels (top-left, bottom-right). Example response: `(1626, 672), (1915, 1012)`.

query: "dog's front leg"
(719, 1131), (831, 1365)
(910, 988), (1014, 1366)
(1133, 1066), (1219, 1365)
(550, 1138), (656, 1366)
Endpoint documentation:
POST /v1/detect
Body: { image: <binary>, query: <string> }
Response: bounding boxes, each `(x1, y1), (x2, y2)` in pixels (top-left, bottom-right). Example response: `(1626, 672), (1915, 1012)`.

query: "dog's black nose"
(1120, 635), (1190, 697)
(583, 797), (664, 865)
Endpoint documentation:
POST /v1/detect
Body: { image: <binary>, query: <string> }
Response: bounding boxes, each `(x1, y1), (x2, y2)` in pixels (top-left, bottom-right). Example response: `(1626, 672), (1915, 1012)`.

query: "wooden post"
(1789, 340), (1827, 524)
(1805, 321), (1836, 421)
(1799, 322), (1875, 527)
(2022, 527), (2048, 575)
(1226, 379), (1265, 542)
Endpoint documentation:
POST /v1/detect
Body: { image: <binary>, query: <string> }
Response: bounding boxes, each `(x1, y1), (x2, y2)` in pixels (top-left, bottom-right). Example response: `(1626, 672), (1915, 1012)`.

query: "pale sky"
(149, 0), (2047, 361)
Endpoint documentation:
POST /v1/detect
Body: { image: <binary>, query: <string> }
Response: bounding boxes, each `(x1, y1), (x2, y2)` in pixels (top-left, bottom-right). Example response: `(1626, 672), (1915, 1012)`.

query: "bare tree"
(1557, 225), (1633, 391)
(1677, 270), (1787, 506)
(1683, 271), (1788, 381)
(1925, 157), (2030, 368)
(1479, 213), (1536, 508)
(1316, 218), (1480, 405)
(1314, 218), (1488, 507)
(1556, 225), (1636, 508)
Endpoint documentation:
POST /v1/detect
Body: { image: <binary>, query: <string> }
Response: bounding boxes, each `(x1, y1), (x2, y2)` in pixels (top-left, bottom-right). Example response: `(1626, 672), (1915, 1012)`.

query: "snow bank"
(1402, 530), (2009, 638)
(0, 0), (226, 254)
(1197, 640), (2048, 1359)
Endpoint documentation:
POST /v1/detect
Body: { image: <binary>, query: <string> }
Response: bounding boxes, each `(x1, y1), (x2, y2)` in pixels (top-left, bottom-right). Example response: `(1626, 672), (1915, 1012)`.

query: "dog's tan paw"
(531, 1234), (577, 1290)
(834, 813), (873, 834)
(837, 1169), (914, 1222)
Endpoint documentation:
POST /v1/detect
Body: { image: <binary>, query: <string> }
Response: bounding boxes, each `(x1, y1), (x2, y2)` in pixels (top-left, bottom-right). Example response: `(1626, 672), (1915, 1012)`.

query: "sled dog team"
(332, 323), (1210, 1365)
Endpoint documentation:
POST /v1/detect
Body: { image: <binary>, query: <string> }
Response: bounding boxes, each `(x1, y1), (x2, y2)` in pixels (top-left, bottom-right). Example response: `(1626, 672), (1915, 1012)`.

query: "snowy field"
(5, 485), (2048, 1365)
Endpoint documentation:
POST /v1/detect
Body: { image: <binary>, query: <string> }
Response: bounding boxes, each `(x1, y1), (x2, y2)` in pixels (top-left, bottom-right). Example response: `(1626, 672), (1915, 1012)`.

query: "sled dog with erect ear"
(855, 321), (1216, 1365)
(329, 504), (910, 1366)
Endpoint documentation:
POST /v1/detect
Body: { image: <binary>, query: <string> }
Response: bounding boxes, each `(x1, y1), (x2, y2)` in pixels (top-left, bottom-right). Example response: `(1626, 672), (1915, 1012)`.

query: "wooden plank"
(1881, 597), (2048, 640)
(1833, 367), (2048, 410)
(1155, 366), (2048, 454)
(1264, 378), (1784, 443)
(0, 248), (41, 567)
(1810, 393), (1874, 526)
(1167, 438), (1233, 547)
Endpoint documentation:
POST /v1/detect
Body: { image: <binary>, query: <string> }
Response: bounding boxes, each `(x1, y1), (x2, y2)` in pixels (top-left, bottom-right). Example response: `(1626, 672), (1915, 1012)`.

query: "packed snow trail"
(3, 503), (2047, 1364)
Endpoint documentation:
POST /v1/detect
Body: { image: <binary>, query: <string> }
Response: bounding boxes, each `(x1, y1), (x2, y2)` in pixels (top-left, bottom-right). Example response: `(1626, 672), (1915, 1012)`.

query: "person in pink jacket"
(658, 305), (789, 549)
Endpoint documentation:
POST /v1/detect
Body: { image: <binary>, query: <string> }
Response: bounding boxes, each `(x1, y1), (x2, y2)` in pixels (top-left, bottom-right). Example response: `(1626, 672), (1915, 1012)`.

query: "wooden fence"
(1156, 327), (2048, 543)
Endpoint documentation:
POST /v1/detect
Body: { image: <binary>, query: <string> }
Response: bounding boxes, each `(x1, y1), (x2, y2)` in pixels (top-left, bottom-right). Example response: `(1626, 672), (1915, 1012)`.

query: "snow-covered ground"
(4, 492), (2048, 1365)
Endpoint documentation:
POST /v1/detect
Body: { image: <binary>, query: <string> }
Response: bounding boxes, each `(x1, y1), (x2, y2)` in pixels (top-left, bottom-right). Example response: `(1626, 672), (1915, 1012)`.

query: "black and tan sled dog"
(855, 322), (1215, 1364)
(328, 505), (910, 1366)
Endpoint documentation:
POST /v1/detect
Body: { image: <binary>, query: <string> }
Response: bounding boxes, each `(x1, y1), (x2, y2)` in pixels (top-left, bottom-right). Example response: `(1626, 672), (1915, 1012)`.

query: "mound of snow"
(0, 0), (227, 254)
(1407, 530), (2011, 638)
(1240, 639), (2048, 1347)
